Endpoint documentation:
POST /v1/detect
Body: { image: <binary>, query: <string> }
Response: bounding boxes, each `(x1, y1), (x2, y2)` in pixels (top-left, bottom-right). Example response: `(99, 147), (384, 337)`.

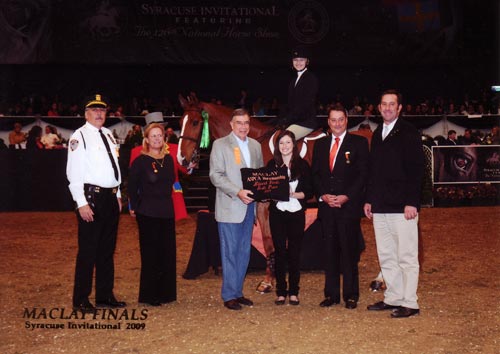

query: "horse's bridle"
(178, 108), (203, 144)
(177, 108), (205, 168)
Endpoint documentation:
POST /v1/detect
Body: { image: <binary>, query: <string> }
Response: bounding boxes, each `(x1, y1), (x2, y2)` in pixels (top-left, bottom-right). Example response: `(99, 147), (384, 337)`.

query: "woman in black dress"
(268, 130), (312, 305)
(128, 123), (176, 306)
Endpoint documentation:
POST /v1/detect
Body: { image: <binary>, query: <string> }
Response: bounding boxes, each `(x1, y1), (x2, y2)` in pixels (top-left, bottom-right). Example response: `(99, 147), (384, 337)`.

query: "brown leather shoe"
(391, 307), (420, 318)
(367, 301), (401, 311)
(224, 299), (242, 310)
(236, 297), (253, 306)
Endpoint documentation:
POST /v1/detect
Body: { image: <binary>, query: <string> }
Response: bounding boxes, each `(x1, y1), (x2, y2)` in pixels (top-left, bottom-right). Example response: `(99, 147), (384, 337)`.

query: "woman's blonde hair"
(141, 123), (166, 155)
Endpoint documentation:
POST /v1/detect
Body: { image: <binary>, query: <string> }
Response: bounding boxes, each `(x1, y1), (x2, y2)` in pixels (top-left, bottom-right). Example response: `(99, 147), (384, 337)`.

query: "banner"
(0, 0), (468, 66)
(433, 145), (500, 184)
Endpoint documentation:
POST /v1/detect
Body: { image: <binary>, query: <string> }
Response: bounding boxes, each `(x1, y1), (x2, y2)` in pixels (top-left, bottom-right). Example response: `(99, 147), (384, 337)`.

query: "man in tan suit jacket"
(209, 108), (264, 310)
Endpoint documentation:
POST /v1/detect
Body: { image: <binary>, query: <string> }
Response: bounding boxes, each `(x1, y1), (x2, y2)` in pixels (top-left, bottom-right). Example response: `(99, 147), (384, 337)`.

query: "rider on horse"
(281, 46), (319, 141)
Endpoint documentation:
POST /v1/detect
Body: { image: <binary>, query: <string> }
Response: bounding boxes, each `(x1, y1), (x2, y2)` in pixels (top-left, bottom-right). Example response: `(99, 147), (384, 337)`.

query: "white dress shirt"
(295, 68), (308, 86)
(276, 172), (301, 212)
(233, 132), (251, 167)
(382, 118), (398, 140)
(67, 122), (121, 207)
(330, 130), (347, 169)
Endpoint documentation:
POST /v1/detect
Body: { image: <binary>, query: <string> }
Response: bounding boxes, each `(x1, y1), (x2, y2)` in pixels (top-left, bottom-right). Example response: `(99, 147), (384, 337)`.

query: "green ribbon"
(200, 110), (210, 149)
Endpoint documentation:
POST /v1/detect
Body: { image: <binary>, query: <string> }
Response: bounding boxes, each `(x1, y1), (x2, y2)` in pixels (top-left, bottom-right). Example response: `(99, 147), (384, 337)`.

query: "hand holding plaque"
(241, 166), (289, 202)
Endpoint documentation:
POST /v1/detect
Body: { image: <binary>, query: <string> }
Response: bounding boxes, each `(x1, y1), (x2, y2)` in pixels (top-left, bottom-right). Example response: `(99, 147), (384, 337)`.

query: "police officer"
(67, 94), (126, 312)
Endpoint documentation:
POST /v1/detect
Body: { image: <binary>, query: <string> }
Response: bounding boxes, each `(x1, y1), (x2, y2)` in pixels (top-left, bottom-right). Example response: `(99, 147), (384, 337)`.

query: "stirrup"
(369, 280), (386, 292)
(256, 280), (273, 294)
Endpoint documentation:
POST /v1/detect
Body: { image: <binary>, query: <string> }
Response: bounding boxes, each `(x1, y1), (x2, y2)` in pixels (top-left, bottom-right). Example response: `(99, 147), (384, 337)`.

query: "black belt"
(84, 184), (118, 194)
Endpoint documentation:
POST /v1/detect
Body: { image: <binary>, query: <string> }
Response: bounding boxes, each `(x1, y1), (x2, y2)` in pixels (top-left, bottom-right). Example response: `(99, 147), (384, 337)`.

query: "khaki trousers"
(373, 213), (420, 309)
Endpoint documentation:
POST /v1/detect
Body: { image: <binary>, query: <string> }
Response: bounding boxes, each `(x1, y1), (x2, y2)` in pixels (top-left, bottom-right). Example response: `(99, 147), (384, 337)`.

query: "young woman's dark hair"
(272, 130), (304, 181)
(26, 125), (43, 149)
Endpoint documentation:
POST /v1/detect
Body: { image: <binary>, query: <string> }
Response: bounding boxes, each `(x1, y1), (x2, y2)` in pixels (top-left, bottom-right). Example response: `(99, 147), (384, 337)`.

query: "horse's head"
(178, 94), (203, 167)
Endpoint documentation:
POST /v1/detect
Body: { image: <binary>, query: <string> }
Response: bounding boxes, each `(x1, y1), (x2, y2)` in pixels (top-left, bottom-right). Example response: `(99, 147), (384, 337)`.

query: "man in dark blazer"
(312, 104), (369, 309)
(283, 46), (319, 140)
(442, 129), (457, 145)
(364, 89), (424, 318)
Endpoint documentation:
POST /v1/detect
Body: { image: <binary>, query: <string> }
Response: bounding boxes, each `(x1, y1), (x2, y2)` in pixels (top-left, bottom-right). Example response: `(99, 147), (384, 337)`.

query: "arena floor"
(1, 207), (499, 354)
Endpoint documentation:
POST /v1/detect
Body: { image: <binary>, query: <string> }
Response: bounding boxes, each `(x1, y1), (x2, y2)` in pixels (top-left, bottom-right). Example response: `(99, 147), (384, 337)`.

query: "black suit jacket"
(442, 138), (456, 146)
(366, 118), (424, 213)
(312, 133), (369, 220)
(285, 69), (319, 129)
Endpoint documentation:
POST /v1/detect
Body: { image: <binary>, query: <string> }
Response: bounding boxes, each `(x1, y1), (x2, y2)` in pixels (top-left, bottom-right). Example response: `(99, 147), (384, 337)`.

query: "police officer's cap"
(85, 94), (108, 109)
(291, 46), (310, 59)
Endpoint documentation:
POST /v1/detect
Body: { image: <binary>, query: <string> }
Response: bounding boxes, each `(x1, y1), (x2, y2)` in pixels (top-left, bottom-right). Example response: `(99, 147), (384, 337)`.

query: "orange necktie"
(329, 137), (340, 171)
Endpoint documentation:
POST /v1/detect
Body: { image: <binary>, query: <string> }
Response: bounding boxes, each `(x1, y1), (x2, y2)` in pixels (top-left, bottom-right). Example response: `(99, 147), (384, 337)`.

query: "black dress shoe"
(96, 296), (127, 308)
(140, 301), (161, 307)
(289, 296), (300, 306)
(73, 299), (96, 313)
(345, 299), (357, 309)
(319, 297), (339, 307)
(367, 301), (400, 311)
(274, 296), (286, 305)
(236, 297), (254, 306)
(224, 299), (242, 310)
(391, 307), (420, 318)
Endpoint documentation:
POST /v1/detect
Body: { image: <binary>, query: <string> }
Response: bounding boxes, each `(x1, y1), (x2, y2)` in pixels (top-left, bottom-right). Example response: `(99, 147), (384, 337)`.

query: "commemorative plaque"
(241, 166), (289, 202)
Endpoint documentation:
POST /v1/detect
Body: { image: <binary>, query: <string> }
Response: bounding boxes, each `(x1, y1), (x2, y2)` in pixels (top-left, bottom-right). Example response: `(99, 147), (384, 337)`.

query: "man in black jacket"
(283, 46), (319, 140)
(312, 104), (369, 309)
(364, 89), (424, 318)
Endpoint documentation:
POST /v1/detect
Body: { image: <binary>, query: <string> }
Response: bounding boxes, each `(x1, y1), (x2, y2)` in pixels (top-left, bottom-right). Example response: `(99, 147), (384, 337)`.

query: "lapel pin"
(345, 151), (351, 164)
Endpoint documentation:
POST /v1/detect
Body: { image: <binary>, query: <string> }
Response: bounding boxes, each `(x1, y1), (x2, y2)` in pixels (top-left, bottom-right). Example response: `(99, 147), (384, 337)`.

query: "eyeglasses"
(149, 134), (164, 139)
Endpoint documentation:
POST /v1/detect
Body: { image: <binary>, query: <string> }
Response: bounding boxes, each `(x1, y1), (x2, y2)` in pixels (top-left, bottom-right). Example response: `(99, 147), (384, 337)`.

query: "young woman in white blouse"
(267, 130), (312, 305)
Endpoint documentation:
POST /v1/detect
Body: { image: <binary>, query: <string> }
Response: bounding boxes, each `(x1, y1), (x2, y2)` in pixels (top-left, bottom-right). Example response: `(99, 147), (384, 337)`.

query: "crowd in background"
(2, 89), (499, 150)
(421, 127), (500, 147)
(0, 88), (499, 119)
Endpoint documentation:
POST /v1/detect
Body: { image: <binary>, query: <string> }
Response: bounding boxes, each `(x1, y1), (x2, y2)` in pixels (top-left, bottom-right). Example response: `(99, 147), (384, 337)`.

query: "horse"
(177, 94), (327, 291)
(177, 95), (327, 172)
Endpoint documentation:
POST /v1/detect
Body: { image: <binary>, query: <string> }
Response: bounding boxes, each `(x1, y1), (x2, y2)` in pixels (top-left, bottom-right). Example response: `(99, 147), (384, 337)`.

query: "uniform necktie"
(99, 129), (119, 181)
(382, 125), (389, 140)
(329, 137), (340, 171)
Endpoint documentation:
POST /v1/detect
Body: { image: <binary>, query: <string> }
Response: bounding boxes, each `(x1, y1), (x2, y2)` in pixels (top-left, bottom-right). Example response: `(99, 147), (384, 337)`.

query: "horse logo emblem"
(288, 0), (330, 44)
(81, 0), (120, 40)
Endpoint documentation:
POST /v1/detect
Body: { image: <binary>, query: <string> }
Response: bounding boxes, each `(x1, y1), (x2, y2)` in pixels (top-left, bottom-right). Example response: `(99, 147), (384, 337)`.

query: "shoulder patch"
(70, 139), (79, 151)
